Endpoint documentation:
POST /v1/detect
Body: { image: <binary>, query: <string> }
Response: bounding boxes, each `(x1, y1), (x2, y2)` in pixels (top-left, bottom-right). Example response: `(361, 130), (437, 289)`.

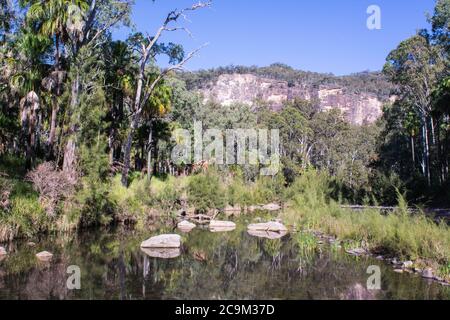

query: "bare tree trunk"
(146, 123), (153, 181)
(121, 114), (139, 186)
(63, 72), (80, 178)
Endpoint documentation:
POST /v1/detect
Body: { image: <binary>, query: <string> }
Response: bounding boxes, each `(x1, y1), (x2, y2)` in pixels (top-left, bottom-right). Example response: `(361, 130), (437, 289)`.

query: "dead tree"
(121, 1), (211, 186)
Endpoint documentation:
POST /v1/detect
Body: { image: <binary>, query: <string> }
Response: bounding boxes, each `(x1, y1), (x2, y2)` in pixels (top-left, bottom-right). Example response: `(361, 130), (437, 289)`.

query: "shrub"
(281, 170), (450, 270)
(26, 162), (76, 217)
(0, 195), (48, 242)
(187, 170), (226, 213)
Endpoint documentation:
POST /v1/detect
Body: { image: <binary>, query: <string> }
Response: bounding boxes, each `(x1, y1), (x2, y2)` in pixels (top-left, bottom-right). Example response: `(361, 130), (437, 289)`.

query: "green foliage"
(187, 170), (226, 213)
(0, 172), (49, 241)
(282, 170), (450, 268)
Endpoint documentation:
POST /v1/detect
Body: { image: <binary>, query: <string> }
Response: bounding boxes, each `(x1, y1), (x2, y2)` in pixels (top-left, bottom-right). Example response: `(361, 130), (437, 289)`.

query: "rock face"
(141, 234), (181, 248)
(248, 222), (288, 232)
(36, 251), (53, 262)
(422, 268), (434, 279)
(198, 73), (388, 125)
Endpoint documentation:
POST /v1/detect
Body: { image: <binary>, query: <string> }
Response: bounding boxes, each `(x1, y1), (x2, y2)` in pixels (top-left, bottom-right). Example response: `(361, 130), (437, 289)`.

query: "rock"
(262, 203), (282, 211)
(248, 205), (262, 212)
(27, 242), (36, 247)
(199, 73), (385, 126)
(141, 248), (181, 259)
(402, 261), (414, 269)
(413, 268), (423, 274)
(177, 221), (196, 232)
(209, 220), (236, 232)
(393, 269), (404, 273)
(141, 234), (181, 248)
(422, 268), (434, 279)
(376, 255), (384, 260)
(248, 229), (288, 239)
(36, 251), (53, 262)
(247, 221), (288, 232)
(224, 206), (241, 213)
(345, 248), (366, 256)
(0, 246), (7, 256)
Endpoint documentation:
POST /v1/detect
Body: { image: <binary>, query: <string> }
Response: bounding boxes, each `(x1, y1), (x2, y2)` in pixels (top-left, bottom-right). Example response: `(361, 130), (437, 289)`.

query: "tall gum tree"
(61, 0), (132, 180)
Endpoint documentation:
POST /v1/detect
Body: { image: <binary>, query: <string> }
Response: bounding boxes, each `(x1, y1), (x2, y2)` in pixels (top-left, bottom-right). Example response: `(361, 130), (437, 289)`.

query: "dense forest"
(0, 0), (449, 277)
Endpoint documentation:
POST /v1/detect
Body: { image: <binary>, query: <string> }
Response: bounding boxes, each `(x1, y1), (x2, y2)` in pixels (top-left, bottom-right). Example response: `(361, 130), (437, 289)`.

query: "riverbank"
(1, 162), (449, 282)
(280, 171), (450, 283)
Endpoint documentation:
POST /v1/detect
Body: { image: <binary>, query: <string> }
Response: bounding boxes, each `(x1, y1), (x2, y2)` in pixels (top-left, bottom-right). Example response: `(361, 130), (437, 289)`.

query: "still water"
(0, 216), (449, 300)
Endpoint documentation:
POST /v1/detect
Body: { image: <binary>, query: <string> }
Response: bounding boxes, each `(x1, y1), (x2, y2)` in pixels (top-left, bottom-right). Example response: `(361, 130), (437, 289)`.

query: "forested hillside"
(180, 64), (394, 101)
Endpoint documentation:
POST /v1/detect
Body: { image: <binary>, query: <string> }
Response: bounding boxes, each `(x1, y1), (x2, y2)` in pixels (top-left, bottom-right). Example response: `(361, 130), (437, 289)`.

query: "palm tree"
(21, 0), (89, 156)
(11, 27), (51, 166)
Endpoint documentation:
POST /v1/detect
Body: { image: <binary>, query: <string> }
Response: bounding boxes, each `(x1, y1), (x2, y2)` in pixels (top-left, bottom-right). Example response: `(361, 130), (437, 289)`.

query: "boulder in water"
(141, 234), (181, 248)
(141, 247), (181, 259)
(262, 203), (281, 211)
(247, 221), (288, 232)
(177, 220), (196, 232)
(422, 268), (434, 279)
(209, 220), (236, 232)
(248, 229), (288, 239)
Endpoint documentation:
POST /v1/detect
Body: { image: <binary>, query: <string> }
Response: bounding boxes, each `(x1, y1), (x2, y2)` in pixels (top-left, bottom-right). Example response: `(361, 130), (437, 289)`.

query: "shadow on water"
(0, 216), (449, 300)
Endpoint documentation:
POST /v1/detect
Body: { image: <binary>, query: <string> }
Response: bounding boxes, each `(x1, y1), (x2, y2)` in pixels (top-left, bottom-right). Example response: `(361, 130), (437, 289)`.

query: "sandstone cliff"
(197, 73), (387, 125)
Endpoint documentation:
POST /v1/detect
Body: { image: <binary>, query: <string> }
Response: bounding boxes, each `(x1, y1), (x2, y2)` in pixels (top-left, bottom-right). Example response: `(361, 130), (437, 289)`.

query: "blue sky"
(113, 0), (436, 75)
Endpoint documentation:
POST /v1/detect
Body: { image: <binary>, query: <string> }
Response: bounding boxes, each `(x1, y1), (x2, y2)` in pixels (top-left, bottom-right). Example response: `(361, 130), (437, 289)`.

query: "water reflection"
(0, 218), (449, 300)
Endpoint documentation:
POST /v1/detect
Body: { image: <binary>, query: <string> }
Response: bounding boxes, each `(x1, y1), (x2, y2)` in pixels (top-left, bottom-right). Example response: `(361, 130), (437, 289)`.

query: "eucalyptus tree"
(430, 0), (450, 52)
(61, 0), (132, 178)
(384, 34), (446, 185)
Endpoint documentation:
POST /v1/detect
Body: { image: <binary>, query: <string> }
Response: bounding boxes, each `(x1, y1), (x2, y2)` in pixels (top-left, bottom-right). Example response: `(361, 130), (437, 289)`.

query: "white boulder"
(36, 251), (53, 261)
(248, 230), (288, 239)
(209, 220), (236, 232)
(177, 221), (196, 232)
(141, 234), (181, 248)
(247, 221), (288, 232)
(141, 248), (181, 259)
